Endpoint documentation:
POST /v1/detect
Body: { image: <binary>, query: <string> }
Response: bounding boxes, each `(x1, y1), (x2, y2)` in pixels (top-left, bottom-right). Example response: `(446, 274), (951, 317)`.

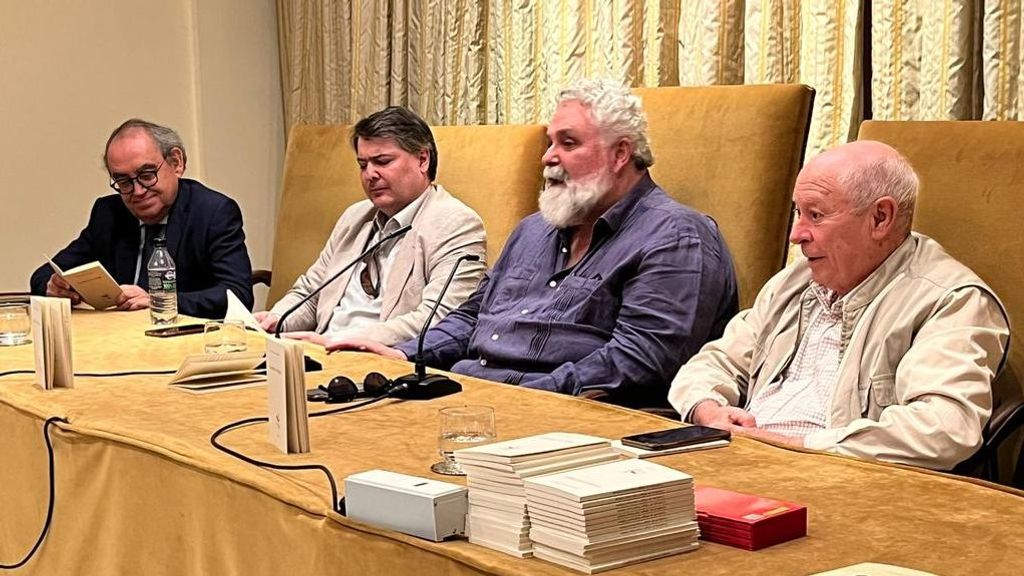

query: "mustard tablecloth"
(1, 311), (1021, 575)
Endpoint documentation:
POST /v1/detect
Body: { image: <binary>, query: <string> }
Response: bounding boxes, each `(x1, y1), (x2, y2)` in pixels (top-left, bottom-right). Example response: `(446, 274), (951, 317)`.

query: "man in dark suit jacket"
(29, 119), (253, 318)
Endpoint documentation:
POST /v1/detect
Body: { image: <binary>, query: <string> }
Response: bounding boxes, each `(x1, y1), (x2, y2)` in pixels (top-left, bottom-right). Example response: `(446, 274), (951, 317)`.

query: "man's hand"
(325, 337), (407, 360)
(45, 274), (82, 305)
(729, 426), (804, 447)
(116, 285), (151, 311)
(254, 311), (280, 332)
(691, 400), (756, 429)
(281, 331), (327, 345)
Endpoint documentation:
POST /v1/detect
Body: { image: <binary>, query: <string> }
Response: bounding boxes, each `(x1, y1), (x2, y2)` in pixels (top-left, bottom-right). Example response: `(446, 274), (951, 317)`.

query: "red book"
(694, 486), (807, 550)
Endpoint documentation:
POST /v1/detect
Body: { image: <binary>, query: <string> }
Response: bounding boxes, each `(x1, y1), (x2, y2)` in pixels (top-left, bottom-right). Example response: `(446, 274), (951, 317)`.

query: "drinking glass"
(203, 320), (247, 354)
(0, 303), (31, 346)
(430, 405), (496, 476)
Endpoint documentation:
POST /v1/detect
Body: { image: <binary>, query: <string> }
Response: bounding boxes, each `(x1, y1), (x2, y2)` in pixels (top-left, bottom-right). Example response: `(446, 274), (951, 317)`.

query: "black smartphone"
(620, 425), (730, 451)
(144, 324), (205, 338)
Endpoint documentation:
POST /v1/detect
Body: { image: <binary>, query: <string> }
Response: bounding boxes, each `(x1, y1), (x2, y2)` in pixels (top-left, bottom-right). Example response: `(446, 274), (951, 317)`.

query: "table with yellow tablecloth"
(1, 310), (1022, 575)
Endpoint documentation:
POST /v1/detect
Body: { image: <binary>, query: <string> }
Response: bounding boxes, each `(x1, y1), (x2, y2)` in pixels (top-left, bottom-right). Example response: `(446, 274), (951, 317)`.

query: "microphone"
(388, 253), (481, 400)
(274, 224), (412, 338)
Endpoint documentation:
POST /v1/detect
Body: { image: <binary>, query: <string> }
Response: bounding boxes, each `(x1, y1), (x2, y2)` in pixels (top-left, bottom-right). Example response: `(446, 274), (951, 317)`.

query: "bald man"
(668, 140), (1009, 471)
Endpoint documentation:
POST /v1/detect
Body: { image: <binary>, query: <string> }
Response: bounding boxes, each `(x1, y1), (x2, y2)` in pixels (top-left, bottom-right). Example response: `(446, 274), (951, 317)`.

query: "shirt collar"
(554, 171), (656, 246)
(840, 234), (916, 312)
(373, 184), (430, 234)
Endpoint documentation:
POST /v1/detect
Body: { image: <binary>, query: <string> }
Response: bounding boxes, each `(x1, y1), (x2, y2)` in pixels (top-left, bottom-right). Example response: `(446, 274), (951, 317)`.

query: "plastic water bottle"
(147, 237), (178, 325)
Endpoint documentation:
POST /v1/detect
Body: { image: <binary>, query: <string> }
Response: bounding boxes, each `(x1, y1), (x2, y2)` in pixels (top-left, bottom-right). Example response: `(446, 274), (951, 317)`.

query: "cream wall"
(0, 0), (283, 310)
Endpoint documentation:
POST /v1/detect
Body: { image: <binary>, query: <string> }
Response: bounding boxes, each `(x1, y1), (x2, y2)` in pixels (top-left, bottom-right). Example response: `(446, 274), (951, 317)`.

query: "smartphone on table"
(144, 324), (205, 338)
(620, 425), (730, 451)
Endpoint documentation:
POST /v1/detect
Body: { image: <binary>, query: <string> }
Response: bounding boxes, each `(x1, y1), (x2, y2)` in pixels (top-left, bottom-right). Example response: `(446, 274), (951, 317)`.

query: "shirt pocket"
(559, 274), (616, 329)
(485, 264), (536, 314)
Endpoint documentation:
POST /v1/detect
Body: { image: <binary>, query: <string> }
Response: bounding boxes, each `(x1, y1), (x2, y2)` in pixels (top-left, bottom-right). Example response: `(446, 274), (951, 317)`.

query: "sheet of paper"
(225, 289), (266, 334)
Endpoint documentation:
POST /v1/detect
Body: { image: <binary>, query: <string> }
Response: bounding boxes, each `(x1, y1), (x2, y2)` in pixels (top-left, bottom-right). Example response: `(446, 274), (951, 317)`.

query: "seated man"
(669, 140), (1010, 470)
(334, 79), (739, 408)
(30, 119), (253, 318)
(256, 106), (486, 345)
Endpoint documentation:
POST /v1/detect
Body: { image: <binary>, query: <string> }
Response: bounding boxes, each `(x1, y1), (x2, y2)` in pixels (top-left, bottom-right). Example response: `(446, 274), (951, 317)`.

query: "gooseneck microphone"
(273, 224), (412, 339)
(388, 253), (481, 399)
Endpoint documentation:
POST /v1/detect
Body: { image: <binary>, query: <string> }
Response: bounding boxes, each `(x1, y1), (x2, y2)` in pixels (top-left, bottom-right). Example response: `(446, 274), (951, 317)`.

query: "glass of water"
(203, 320), (247, 354)
(0, 303), (31, 346)
(430, 405), (496, 476)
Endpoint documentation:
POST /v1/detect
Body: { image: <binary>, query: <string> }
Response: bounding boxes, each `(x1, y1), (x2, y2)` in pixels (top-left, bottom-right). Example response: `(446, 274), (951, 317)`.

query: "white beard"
(538, 166), (610, 229)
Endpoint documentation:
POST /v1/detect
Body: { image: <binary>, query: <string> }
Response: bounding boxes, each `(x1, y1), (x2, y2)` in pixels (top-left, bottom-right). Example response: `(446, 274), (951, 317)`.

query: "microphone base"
(389, 373), (462, 400)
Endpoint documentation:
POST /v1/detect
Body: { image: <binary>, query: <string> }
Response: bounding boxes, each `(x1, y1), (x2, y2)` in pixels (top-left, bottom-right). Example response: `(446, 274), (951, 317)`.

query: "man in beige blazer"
(256, 107), (486, 346)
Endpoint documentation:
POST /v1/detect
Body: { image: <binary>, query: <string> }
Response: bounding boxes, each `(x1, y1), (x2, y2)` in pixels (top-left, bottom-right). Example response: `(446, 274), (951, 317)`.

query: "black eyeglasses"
(110, 161), (164, 195)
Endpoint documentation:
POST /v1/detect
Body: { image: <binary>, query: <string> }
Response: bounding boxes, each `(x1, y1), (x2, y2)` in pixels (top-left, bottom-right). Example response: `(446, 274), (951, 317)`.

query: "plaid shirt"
(747, 283), (844, 437)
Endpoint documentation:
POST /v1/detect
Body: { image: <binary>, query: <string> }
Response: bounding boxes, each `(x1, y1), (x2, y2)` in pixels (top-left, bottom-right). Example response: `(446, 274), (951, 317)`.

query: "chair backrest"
(267, 124), (547, 307)
(634, 84), (815, 308)
(857, 121), (1024, 404)
(431, 124), (547, 264)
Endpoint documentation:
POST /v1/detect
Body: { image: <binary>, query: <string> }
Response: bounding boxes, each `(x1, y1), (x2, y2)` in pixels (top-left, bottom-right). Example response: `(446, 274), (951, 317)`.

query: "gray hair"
(557, 79), (654, 170)
(839, 150), (919, 233)
(104, 119), (188, 171)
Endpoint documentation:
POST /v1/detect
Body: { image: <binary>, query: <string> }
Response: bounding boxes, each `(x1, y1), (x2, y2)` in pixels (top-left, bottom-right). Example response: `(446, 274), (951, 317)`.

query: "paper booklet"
(455, 432), (611, 463)
(30, 296), (74, 390)
(810, 563), (937, 576)
(524, 459), (693, 503)
(46, 255), (123, 310)
(224, 289), (266, 333)
(168, 351), (266, 393)
(266, 337), (310, 454)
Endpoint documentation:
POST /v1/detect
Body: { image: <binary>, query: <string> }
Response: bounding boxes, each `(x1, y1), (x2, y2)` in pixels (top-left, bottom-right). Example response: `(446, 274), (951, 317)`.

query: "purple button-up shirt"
(396, 174), (738, 407)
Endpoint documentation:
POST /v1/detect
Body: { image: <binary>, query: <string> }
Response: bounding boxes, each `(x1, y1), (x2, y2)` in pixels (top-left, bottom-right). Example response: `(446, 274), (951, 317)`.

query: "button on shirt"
(396, 174), (739, 407)
(747, 283), (844, 437)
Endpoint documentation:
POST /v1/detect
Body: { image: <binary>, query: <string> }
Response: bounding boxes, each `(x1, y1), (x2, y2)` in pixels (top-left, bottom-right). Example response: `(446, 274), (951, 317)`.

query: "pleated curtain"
(277, 0), (1024, 157)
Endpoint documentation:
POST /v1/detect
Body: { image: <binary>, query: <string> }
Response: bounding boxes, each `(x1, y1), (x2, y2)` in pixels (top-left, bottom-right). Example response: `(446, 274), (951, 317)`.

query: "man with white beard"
(329, 79), (738, 407)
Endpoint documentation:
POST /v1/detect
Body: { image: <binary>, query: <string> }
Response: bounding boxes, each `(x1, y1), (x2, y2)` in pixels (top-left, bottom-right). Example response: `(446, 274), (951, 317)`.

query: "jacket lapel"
(164, 180), (192, 261)
(315, 216), (375, 332)
(380, 185), (440, 318)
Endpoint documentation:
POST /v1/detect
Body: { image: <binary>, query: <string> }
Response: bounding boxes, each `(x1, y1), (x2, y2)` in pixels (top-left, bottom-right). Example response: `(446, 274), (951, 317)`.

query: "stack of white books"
(523, 459), (699, 574)
(453, 432), (621, 558)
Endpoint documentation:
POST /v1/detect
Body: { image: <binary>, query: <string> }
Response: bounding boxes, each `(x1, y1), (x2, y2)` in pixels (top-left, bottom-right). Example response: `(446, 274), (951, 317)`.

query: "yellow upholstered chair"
(858, 120), (1024, 487)
(635, 84), (815, 308)
(265, 124), (547, 308)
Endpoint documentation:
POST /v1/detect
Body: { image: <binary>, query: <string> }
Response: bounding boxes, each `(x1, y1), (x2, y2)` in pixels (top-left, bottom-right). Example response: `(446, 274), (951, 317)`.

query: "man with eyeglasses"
(255, 106), (486, 345)
(29, 119), (254, 318)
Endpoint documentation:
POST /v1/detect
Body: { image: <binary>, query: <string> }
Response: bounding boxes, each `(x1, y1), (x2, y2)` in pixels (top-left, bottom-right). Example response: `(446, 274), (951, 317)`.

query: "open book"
(168, 351), (266, 393)
(30, 296), (74, 389)
(47, 255), (123, 310)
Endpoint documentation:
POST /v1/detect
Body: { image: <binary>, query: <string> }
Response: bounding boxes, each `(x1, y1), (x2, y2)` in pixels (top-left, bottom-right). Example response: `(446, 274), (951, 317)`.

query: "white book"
(524, 459), (692, 503)
(455, 432), (610, 464)
(533, 540), (698, 574)
(30, 296), (73, 390)
(46, 255), (122, 311)
(530, 521), (699, 553)
(266, 337), (310, 454)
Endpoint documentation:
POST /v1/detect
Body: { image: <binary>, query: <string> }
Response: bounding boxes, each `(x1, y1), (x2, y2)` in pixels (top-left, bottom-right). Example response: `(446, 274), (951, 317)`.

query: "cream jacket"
(270, 184), (487, 345)
(669, 233), (1009, 470)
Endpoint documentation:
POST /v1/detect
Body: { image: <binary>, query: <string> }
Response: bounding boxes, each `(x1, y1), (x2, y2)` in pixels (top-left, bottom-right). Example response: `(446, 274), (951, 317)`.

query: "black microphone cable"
(274, 224), (412, 338)
(0, 369), (177, 379)
(0, 416), (68, 570)
(209, 394), (398, 514)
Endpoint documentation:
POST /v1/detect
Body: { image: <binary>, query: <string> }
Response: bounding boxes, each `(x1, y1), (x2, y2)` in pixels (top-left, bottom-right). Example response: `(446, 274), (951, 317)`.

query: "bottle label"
(148, 270), (177, 291)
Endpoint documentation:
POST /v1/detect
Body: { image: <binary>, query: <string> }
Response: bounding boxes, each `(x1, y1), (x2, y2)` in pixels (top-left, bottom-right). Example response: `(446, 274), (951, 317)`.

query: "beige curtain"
(277, 0), (1024, 155)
